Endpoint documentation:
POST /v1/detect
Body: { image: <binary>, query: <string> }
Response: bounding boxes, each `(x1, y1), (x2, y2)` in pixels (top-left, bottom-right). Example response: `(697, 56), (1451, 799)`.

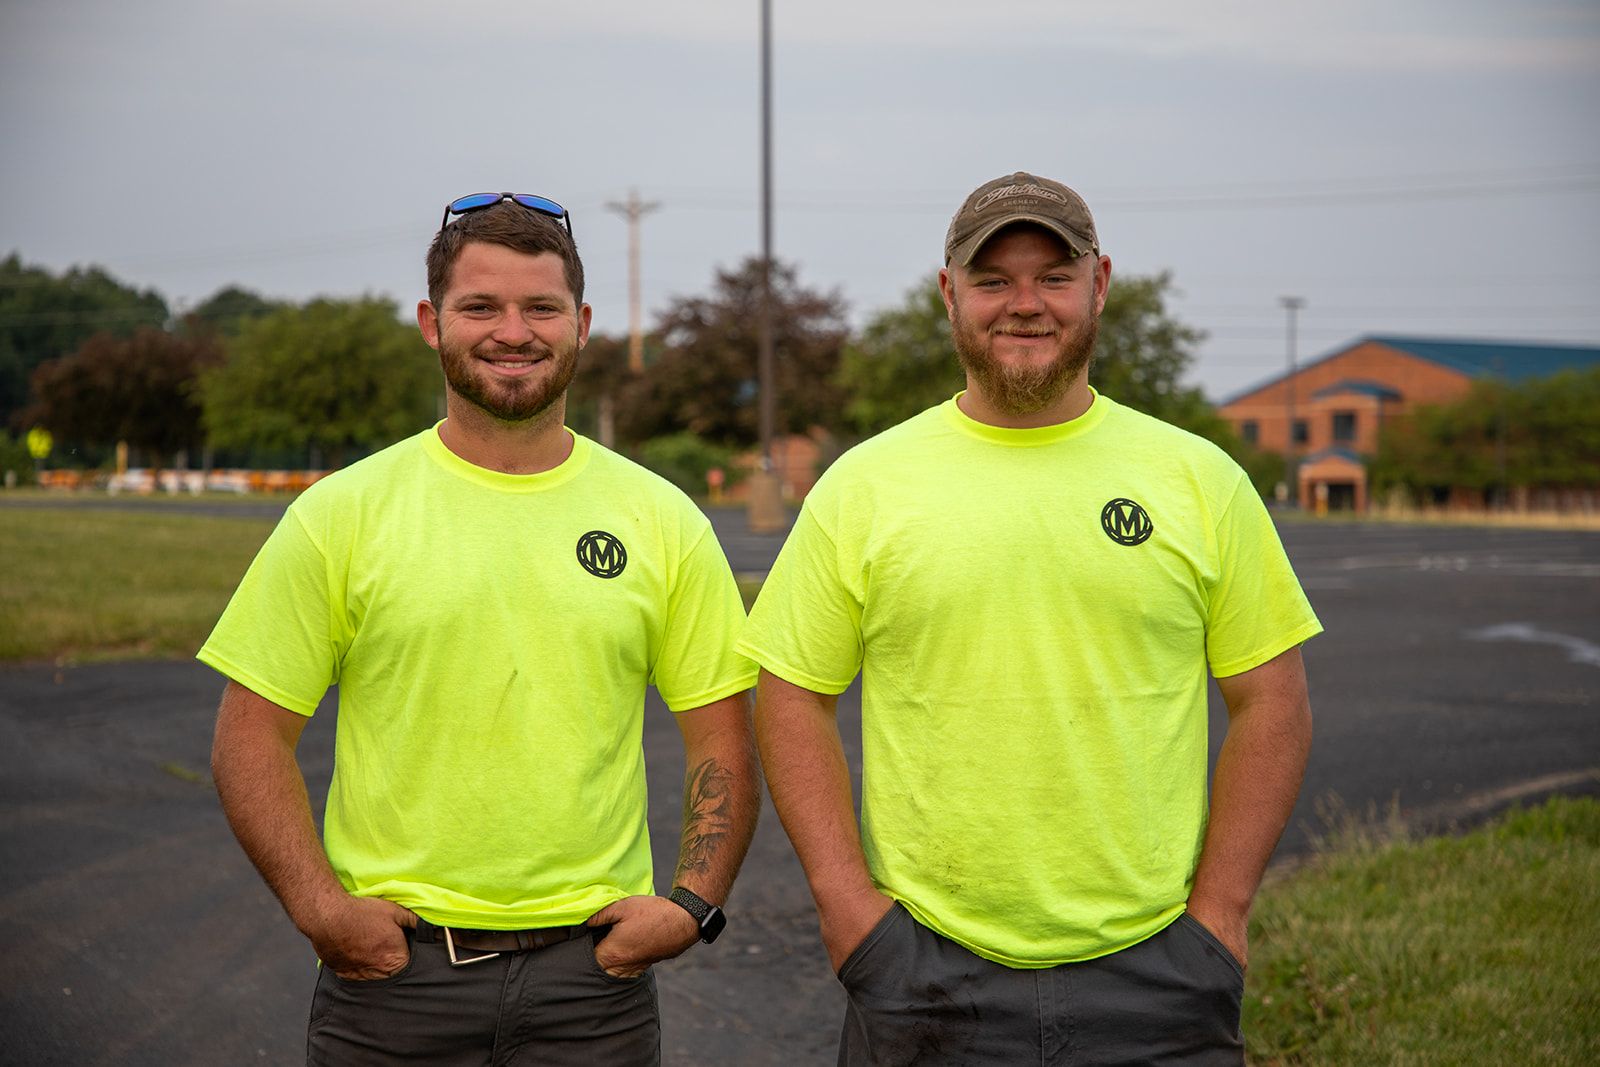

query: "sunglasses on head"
(439, 192), (574, 242)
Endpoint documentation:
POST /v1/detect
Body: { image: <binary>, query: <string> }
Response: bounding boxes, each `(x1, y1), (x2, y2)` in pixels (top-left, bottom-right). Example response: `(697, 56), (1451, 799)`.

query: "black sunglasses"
(439, 192), (574, 242)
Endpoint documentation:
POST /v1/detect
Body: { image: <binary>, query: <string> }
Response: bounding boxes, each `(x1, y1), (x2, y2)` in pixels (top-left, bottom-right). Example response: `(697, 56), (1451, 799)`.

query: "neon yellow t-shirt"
(738, 392), (1321, 967)
(199, 426), (756, 929)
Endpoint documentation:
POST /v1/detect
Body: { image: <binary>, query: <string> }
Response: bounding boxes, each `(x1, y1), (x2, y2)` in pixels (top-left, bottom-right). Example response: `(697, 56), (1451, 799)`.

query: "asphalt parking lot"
(1, 509), (1596, 1065)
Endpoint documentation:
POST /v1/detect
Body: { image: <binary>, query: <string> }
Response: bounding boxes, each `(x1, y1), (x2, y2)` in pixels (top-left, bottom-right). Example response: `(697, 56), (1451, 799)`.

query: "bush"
(637, 433), (740, 498)
(0, 432), (36, 486)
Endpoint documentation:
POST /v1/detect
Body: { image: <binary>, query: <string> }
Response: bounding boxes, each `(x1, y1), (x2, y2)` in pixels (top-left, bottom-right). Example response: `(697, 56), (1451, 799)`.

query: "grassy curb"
(1244, 796), (1600, 1063)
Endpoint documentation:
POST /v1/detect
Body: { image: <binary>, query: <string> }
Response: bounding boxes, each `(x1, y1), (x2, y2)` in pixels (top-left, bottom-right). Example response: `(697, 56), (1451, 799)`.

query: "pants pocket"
(1177, 913), (1244, 984)
(836, 903), (905, 988)
(588, 927), (650, 985)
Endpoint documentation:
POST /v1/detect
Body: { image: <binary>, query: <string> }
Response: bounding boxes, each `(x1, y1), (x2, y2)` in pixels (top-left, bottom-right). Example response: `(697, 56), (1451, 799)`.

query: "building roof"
(1301, 446), (1365, 465)
(1220, 334), (1600, 406)
(1310, 379), (1403, 401)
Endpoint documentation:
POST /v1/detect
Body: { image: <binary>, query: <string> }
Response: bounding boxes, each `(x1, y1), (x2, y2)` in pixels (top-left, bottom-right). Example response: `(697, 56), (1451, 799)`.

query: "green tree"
(199, 298), (439, 468)
(838, 270), (1216, 435)
(28, 327), (223, 469)
(1088, 271), (1207, 423)
(183, 285), (289, 338)
(834, 268), (1287, 496)
(565, 332), (630, 442)
(617, 258), (849, 447)
(835, 274), (962, 435)
(1372, 368), (1600, 499)
(0, 253), (169, 428)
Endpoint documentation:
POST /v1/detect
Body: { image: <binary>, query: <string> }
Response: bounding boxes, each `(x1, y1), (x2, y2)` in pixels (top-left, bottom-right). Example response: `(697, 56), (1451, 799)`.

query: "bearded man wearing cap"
(739, 172), (1320, 1064)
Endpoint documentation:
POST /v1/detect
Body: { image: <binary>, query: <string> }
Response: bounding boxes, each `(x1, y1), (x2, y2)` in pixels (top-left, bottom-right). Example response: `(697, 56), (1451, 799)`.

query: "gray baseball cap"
(944, 172), (1099, 266)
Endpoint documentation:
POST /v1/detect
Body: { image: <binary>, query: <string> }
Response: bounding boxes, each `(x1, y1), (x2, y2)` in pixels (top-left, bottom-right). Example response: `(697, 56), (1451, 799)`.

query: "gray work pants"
(306, 921), (659, 1066)
(837, 904), (1244, 1066)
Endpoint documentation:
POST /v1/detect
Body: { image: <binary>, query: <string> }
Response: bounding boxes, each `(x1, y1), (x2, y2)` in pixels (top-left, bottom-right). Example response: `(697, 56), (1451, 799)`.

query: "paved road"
(1, 512), (1596, 1065)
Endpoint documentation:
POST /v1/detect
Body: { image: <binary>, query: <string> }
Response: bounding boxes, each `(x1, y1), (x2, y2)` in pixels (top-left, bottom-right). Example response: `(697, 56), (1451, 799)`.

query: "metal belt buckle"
(444, 926), (502, 968)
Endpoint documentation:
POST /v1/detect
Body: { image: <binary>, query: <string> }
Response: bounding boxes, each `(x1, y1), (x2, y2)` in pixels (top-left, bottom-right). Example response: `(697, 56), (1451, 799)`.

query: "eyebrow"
(450, 291), (568, 306)
(968, 257), (1081, 275)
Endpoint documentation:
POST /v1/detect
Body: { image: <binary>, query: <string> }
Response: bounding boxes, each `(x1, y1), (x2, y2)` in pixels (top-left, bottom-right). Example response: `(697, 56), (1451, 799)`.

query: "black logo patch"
(1101, 499), (1153, 546)
(576, 530), (627, 578)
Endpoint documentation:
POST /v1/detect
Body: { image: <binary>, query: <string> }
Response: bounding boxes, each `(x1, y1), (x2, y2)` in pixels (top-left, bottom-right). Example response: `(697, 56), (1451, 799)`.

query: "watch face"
(700, 906), (727, 944)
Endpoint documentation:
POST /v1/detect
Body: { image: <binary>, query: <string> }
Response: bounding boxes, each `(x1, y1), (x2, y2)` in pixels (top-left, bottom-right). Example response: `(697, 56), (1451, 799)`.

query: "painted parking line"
(1467, 623), (1600, 668)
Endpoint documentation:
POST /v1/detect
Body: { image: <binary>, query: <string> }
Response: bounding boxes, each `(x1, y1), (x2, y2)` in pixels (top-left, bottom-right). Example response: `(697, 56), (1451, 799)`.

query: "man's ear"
(576, 303), (592, 350)
(937, 267), (957, 319)
(417, 301), (440, 349)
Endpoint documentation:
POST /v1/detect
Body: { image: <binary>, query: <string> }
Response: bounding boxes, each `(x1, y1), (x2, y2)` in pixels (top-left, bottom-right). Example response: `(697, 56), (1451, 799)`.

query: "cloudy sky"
(3, 0), (1597, 400)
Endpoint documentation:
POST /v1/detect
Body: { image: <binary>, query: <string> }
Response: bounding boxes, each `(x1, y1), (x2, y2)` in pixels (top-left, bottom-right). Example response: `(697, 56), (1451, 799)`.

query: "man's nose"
(491, 312), (535, 346)
(1006, 282), (1043, 315)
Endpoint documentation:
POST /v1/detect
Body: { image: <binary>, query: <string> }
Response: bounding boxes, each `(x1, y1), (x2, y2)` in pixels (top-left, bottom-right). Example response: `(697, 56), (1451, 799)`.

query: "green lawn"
(0, 505), (274, 662)
(1245, 796), (1600, 1064)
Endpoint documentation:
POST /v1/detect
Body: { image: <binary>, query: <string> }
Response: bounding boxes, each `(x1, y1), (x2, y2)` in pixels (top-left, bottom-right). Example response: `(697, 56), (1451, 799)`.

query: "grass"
(0, 505), (274, 662)
(1245, 795), (1600, 1064)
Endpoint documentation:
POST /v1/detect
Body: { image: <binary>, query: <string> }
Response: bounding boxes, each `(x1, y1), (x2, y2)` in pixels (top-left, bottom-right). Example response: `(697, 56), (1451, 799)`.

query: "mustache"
(475, 343), (547, 359)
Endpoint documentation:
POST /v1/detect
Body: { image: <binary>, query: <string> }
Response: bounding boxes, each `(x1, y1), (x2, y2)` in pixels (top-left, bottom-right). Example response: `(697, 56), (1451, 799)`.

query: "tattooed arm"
(586, 691), (760, 976)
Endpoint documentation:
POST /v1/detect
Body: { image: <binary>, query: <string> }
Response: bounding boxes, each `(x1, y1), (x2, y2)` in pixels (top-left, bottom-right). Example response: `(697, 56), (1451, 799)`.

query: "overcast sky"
(3, 0), (1597, 400)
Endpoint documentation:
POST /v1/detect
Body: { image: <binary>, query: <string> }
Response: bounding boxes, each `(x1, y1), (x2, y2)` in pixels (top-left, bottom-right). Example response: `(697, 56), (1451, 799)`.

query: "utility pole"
(746, 0), (785, 531)
(1280, 296), (1305, 508)
(603, 189), (660, 374)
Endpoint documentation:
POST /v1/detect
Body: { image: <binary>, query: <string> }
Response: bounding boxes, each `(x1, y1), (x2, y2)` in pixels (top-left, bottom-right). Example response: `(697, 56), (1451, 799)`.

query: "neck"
(957, 375), (1093, 429)
(437, 395), (573, 474)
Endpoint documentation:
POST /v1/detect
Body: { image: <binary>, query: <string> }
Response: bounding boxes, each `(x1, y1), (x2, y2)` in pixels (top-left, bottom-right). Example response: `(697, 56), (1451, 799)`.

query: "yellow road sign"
(26, 427), (53, 459)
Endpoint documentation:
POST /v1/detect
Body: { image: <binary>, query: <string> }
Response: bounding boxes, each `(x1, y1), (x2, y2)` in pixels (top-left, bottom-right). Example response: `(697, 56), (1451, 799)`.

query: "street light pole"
(1280, 295), (1305, 507)
(746, 0), (785, 531)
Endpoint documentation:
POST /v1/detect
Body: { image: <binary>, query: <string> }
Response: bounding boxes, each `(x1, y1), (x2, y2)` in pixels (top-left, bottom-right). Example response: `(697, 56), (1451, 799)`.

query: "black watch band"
(669, 886), (727, 944)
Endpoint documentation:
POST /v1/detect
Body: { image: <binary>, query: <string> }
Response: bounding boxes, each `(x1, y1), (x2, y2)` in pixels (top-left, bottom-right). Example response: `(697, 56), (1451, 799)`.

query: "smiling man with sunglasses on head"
(202, 192), (759, 1065)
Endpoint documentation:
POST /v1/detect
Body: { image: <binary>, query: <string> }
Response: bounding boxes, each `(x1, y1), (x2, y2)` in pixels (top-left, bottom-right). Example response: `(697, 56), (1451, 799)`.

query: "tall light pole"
(746, 0), (785, 531)
(1280, 295), (1305, 507)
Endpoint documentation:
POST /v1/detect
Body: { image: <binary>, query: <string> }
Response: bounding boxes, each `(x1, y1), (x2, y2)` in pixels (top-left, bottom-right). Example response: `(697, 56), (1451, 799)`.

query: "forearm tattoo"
(675, 758), (734, 879)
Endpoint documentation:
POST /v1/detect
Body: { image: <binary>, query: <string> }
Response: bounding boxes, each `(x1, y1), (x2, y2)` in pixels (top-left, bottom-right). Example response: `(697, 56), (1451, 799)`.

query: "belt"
(414, 918), (593, 967)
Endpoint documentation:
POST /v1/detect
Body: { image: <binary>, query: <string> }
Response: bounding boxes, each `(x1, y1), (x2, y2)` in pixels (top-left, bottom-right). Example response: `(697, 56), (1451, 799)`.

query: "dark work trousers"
(306, 922), (659, 1066)
(837, 904), (1244, 1067)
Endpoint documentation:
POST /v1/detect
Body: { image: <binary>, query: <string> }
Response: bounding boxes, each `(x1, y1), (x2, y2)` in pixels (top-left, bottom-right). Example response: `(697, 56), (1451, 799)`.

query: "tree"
(617, 258), (849, 447)
(832, 268), (1289, 495)
(199, 298), (439, 468)
(1372, 367), (1600, 500)
(1088, 271), (1207, 421)
(565, 332), (630, 442)
(835, 273), (963, 435)
(837, 270), (1216, 436)
(0, 253), (169, 429)
(183, 285), (289, 338)
(28, 327), (223, 469)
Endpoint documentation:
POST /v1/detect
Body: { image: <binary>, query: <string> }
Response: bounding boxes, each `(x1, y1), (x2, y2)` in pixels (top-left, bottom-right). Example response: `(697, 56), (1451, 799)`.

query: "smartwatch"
(669, 886), (727, 944)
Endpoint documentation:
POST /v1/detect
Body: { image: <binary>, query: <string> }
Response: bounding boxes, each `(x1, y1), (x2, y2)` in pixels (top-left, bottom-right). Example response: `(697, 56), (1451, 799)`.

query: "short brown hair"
(426, 202), (585, 308)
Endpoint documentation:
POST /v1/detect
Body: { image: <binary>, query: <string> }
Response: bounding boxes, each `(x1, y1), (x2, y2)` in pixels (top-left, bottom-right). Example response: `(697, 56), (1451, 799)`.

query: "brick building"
(1218, 335), (1600, 512)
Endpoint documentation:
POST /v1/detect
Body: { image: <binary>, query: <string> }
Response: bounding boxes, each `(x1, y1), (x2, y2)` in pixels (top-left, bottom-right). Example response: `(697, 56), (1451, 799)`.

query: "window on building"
(1240, 420), (1258, 444)
(1292, 420), (1309, 445)
(1332, 411), (1357, 443)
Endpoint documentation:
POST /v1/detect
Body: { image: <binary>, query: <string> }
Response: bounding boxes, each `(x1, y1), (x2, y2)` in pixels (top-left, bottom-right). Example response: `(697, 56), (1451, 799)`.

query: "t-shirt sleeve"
(650, 520), (759, 712)
(195, 507), (343, 716)
(736, 503), (864, 695)
(1204, 474), (1324, 678)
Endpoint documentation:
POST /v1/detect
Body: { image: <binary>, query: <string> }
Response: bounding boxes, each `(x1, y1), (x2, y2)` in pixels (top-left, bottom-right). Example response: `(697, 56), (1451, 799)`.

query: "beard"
(950, 299), (1098, 417)
(439, 333), (579, 424)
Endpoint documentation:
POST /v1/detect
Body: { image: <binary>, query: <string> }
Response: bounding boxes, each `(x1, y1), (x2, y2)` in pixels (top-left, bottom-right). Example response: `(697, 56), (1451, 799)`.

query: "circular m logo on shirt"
(1101, 499), (1153, 546)
(576, 530), (628, 578)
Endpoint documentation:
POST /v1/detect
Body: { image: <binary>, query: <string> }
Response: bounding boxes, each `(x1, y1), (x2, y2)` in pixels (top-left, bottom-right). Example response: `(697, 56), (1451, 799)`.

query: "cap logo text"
(974, 183), (1069, 213)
